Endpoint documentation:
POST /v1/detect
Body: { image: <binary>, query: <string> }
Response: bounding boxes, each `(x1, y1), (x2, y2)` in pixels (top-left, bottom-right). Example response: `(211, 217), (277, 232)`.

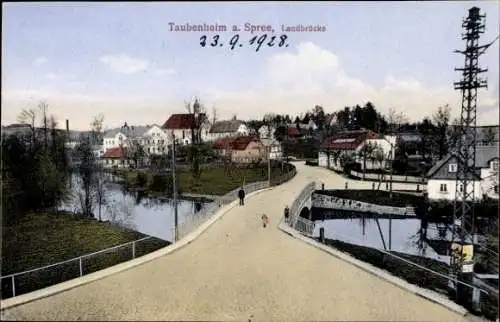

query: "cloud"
(154, 68), (176, 76)
(201, 42), (498, 124)
(45, 73), (59, 80)
(99, 54), (149, 74)
(33, 57), (47, 66)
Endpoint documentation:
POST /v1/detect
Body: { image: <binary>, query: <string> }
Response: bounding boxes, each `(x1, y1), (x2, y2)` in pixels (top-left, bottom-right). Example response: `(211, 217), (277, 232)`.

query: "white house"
(161, 113), (210, 145)
(355, 135), (397, 170)
(318, 130), (379, 171)
(426, 144), (499, 201)
(103, 129), (129, 151)
(258, 125), (276, 139)
(260, 137), (283, 160)
(141, 124), (170, 155)
(208, 118), (249, 141)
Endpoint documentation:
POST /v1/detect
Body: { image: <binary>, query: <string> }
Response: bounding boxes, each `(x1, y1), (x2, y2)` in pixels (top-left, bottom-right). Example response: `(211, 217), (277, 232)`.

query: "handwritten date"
(200, 34), (290, 52)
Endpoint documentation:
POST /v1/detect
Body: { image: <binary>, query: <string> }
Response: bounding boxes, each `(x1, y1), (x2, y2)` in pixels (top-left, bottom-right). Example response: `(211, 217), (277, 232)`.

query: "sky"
(2, 1), (499, 131)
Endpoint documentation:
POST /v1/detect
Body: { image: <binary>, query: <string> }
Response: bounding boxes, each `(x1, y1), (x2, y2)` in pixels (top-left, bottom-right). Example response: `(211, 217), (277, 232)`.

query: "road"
(1, 163), (468, 321)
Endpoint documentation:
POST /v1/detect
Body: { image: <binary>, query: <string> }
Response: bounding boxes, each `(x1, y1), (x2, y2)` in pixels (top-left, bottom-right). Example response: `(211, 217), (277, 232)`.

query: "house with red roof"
(161, 113), (210, 145)
(215, 136), (267, 164)
(318, 129), (381, 171)
(102, 146), (133, 169)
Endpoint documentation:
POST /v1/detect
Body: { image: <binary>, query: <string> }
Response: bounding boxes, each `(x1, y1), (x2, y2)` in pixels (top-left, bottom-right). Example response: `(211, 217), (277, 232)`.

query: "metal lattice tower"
(450, 7), (488, 277)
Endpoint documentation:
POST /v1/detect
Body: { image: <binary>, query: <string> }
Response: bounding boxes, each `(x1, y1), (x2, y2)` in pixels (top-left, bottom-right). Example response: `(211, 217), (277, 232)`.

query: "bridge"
(1, 163), (472, 321)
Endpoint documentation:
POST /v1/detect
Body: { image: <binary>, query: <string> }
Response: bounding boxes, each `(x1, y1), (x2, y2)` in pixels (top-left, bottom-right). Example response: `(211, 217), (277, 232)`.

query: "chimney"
(66, 119), (69, 133)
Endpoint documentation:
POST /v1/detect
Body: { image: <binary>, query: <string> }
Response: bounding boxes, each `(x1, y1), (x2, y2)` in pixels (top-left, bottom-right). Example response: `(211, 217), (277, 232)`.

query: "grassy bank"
(1, 212), (169, 299)
(320, 238), (498, 321)
(117, 164), (294, 196)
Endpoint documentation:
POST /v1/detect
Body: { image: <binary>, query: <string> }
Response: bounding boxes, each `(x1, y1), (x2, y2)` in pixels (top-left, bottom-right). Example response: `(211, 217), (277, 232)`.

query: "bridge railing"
(285, 181), (316, 236)
(0, 236), (164, 300)
(177, 181), (270, 240)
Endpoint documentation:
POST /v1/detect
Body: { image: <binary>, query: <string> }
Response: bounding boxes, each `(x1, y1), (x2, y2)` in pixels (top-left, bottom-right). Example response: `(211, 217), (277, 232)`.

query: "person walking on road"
(238, 187), (245, 206)
(261, 214), (269, 228)
(284, 205), (290, 224)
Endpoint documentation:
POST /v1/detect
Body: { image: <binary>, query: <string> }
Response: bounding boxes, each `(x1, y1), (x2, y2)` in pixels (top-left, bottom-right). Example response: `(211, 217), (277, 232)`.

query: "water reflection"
(313, 215), (451, 264)
(60, 174), (205, 242)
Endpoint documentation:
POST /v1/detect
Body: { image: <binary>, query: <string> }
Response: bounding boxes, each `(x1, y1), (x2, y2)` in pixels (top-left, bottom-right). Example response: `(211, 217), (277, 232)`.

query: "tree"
(184, 97), (207, 179)
(387, 107), (409, 133)
(357, 142), (376, 179)
(91, 115), (107, 221)
(432, 105), (451, 159)
(477, 218), (499, 274)
(17, 107), (37, 148)
(211, 104), (218, 125)
(75, 136), (98, 218)
(311, 105), (326, 130)
(482, 127), (496, 145)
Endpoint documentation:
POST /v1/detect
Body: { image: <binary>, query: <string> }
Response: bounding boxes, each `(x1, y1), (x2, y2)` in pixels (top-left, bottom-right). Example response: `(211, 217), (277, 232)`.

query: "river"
(313, 216), (452, 264)
(60, 174), (206, 242)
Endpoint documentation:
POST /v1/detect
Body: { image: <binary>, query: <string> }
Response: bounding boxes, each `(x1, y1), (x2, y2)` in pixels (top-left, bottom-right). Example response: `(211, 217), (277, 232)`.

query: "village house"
(258, 125), (276, 139)
(208, 117), (249, 141)
(101, 146), (133, 169)
(161, 113), (210, 145)
(215, 136), (268, 164)
(141, 124), (170, 155)
(260, 137), (283, 160)
(426, 144), (499, 201)
(318, 130), (379, 171)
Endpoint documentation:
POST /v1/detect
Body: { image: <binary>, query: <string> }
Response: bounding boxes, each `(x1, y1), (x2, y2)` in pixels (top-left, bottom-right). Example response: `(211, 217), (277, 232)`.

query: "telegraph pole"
(450, 6), (493, 306)
(171, 134), (179, 243)
(268, 146), (272, 186)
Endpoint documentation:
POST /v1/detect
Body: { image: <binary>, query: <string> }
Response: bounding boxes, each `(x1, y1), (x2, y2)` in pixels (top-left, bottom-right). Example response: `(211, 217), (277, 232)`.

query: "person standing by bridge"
(238, 187), (245, 206)
(284, 205), (290, 224)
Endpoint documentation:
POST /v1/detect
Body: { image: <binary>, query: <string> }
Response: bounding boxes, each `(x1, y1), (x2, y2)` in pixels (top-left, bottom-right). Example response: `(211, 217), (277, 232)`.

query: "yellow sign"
(451, 243), (474, 262)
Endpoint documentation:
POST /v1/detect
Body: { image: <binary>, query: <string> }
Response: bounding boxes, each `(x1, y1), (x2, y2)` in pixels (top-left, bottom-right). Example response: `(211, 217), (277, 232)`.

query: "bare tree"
(91, 115), (107, 221)
(373, 145), (386, 182)
(18, 107), (37, 147)
(211, 104), (218, 126)
(357, 142), (376, 179)
(387, 107), (408, 133)
(38, 101), (49, 147)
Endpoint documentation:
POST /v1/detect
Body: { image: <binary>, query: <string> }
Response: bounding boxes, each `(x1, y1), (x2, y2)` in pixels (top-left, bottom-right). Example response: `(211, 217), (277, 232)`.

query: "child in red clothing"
(261, 214), (269, 228)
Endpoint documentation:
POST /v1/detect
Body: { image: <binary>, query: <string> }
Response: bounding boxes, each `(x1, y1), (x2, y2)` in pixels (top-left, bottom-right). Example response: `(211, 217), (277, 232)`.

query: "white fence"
(177, 181), (269, 240)
(350, 170), (426, 184)
(0, 236), (159, 299)
(311, 193), (417, 217)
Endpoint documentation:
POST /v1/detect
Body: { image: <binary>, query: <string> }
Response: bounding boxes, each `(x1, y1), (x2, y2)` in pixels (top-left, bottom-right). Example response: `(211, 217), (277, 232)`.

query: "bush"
(317, 189), (424, 208)
(305, 160), (319, 166)
(136, 172), (148, 187)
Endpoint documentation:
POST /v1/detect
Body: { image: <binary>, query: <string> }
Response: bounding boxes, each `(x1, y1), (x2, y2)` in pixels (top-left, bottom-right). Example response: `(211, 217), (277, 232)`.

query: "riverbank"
(116, 164), (292, 196)
(1, 212), (169, 298)
(320, 238), (498, 321)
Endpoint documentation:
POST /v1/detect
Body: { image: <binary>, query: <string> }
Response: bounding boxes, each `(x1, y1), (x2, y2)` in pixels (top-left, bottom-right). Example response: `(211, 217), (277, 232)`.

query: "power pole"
(171, 135), (179, 243)
(450, 6), (491, 306)
(268, 145), (272, 186)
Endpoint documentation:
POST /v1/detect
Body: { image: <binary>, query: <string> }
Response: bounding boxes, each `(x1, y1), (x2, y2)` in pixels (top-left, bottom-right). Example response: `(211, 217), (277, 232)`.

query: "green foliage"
(2, 129), (70, 223)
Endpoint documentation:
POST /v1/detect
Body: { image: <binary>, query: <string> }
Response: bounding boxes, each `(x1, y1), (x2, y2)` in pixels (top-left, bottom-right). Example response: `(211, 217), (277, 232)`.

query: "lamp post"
(171, 134), (179, 243)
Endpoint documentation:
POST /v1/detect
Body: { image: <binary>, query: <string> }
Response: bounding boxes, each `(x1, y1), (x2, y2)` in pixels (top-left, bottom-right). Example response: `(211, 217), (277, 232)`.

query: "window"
(440, 183), (448, 193)
(448, 163), (457, 173)
(459, 184), (464, 192)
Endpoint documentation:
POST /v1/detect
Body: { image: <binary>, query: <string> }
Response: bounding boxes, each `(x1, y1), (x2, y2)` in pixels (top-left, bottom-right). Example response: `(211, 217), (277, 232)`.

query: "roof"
(103, 125), (151, 139)
(210, 120), (244, 133)
(426, 145), (498, 179)
(448, 125), (500, 145)
(287, 127), (302, 137)
(215, 136), (260, 151)
(162, 114), (207, 130)
(475, 144), (499, 168)
(321, 130), (379, 150)
(102, 147), (128, 159)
